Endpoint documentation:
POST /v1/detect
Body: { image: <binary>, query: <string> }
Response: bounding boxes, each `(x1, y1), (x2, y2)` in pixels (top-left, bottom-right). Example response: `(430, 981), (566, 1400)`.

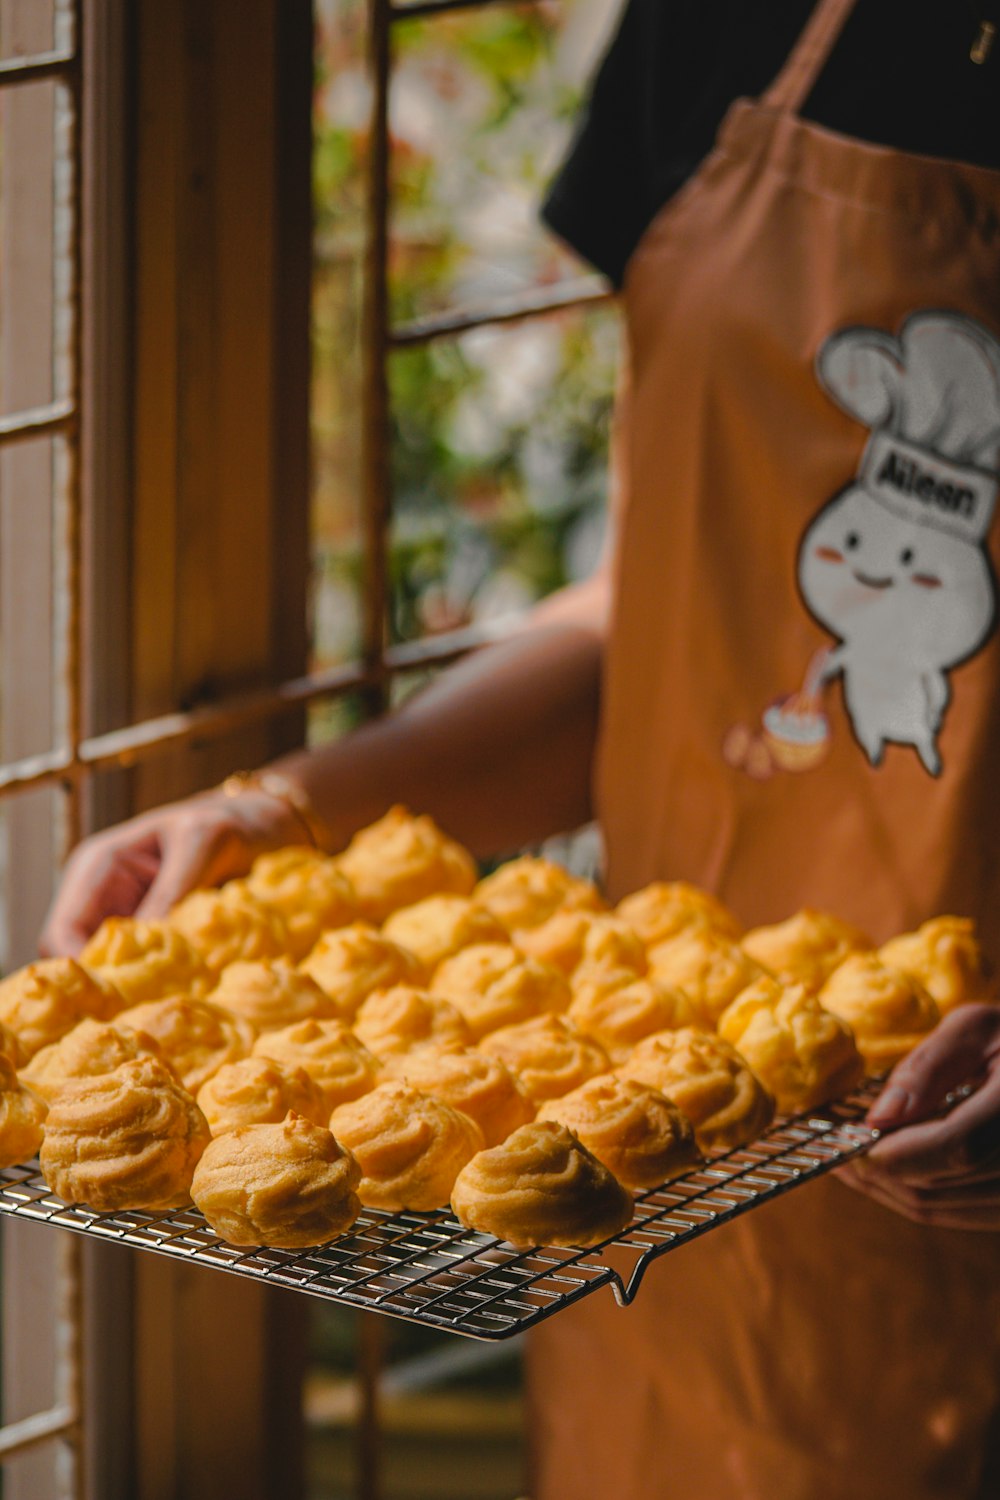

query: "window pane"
(0, 79), (59, 418)
(387, 0), (616, 324)
(310, 0), (619, 680)
(312, 0), (367, 677)
(0, 0), (55, 63)
(1, 1219), (73, 1500)
(0, 786), (63, 972)
(307, 692), (367, 751)
(1, 1440), (65, 1500)
(0, 437), (60, 760)
(388, 303), (618, 645)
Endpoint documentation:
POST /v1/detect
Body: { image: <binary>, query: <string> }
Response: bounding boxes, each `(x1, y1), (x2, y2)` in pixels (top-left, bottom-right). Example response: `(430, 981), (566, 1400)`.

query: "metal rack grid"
(0, 1077), (882, 1343)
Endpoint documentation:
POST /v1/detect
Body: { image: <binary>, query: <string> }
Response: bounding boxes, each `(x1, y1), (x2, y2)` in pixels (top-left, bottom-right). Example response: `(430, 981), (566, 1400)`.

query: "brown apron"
(528, 2), (1000, 1495)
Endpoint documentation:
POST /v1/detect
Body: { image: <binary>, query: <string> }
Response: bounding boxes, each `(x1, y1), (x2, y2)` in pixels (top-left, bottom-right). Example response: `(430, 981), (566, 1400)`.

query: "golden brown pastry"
(381, 1046), (533, 1147)
(515, 910), (647, 980)
(381, 895), (509, 973)
(879, 917), (996, 1017)
(299, 923), (424, 1018)
(81, 917), (211, 1006)
(0, 1021), (24, 1069)
(253, 1018), (380, 1113)
(431, 944), (571, 1041)
(647, 928), (767, 1028)
(209, 960), (333, 1032)
(167, 887), (289, 973)
(20, 1017), (166, 1103)
(334, 805), (477, 923)
(330, 1081), (483, 1211)
(115, 996), (256, 1094)
(190, 1112), (361, 1247)
(718, 977), (865, 1114)
(618, 1026), (774, 1153)
(39, 1056), (210, 1210)
(0, 1053), (47, 1167)
(451, 1120), (633, 1249)
(567, 970), (696, 1065)
(479, 1015), (611, 1106)
(616, 881), (741, 947)
(741, 909), (871, 990)
(196, 1057), (327, 1135)
(474, 856), (606, 934)
(819, 953), (940, 1071)
(352, 985), (472, 1060)
(0, 959), (124, 1062)
(238, 847), (360, 959)
(538, 1075), (700, 1191)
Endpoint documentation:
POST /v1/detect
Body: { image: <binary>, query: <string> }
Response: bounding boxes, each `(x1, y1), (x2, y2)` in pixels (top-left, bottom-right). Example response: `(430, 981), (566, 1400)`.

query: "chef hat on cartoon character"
(817, 312), (1000, 544)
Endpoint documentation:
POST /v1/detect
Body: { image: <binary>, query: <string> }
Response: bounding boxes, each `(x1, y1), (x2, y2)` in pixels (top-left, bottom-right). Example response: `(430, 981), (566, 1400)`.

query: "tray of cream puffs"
(0, 807), (991, 1340)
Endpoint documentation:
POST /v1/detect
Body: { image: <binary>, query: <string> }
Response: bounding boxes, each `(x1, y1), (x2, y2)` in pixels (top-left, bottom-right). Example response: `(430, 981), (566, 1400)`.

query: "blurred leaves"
(311, 0), (619, 677)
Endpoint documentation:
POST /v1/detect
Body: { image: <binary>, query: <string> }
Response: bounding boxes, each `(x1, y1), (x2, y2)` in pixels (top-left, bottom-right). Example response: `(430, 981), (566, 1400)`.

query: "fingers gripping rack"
(0, 1079), (883, 1342)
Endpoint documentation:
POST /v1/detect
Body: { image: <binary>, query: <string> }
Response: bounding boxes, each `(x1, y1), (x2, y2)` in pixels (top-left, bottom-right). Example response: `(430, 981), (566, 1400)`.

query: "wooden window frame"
(0, 0), (611, 1494)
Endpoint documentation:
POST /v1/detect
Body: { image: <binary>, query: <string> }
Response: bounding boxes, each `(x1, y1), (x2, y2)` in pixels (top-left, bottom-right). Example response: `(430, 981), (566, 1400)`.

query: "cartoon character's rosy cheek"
(814, 546), (844, 563)
(912, 573), (943, 589)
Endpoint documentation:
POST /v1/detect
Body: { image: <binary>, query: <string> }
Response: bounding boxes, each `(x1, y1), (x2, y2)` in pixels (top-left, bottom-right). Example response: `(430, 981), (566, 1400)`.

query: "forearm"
(271, 574), (609, 860)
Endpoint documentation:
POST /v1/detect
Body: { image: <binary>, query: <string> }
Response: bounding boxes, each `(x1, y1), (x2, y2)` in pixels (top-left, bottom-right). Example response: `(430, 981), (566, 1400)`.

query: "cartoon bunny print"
(725, 312), (1000, 781)
(799, 312), (1000, 776)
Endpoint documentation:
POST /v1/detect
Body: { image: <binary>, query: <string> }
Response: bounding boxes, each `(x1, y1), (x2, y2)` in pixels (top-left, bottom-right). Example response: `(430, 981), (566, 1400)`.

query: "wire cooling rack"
(0, 1077), (882, 1342)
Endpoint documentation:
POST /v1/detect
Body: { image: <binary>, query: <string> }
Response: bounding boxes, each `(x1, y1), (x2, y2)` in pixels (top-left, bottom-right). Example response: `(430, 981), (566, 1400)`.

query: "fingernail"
(868, 1085), (912, 1126)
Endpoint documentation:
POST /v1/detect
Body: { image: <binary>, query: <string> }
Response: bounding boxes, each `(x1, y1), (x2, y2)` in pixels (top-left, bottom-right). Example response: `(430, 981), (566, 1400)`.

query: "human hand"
(39, 787), (310, 959)
(837, 1003), (1000, 1231)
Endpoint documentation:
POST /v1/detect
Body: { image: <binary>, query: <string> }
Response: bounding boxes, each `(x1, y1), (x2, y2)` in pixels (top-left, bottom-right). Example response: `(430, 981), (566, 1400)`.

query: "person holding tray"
(41, 1), (1000, 1495)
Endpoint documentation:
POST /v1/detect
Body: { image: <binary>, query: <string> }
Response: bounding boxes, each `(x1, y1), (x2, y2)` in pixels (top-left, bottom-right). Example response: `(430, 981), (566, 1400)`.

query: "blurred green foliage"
(311, 0), (619, 678)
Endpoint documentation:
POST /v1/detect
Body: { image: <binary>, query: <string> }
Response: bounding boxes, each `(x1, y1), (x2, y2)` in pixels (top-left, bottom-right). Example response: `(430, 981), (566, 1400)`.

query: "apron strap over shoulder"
(761, 0), (859, 117)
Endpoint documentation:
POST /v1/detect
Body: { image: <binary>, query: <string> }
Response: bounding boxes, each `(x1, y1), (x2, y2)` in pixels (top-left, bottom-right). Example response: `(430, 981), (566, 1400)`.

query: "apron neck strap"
(761, 0), (859, 116)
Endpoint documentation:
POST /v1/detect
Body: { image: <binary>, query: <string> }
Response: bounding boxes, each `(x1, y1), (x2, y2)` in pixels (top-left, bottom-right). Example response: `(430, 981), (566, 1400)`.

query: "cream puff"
(879, 917), (996, 1017)
(20, 1017), (166, 1103)
(167, 888), (289, 972)
(238, 847), (360, 959)
(618, 1026), (774, 1153)
(299, 923), (424, 1019)
(431, 944), (571, 1041)
(567, 971), (696, 1064)
(334, 806), (477, 923)
(616, 881), (741, 948)
(81, 917), (211, 1006)
(0, 1053), (47, 1167)
(515, 910), (647, 981)
(474, 856), (606, 935)
(381, 895), (509, 974)
(381, 1046), (533, 1147)
(647, 928), (766, 1028)
(819, 953), (940, 1071)
(330, 1081), (483, 1211)
(352, 985), (472, 1061)
(115, 996), (256, 1095)
(718, 977), (865, 1113)
(191, 1112), (362, 1247)
(538, 1075), (700, 1191)
(209, 960), (333, 1032)
(40, 1056), (210, 1211)
(741, 909), (871, 990)
(479, 1015), (611, 1106)
(196, 1056), (328, 1135)
(450, 1120), (633, 1249)
(0, 959), (124, 1062)
(252, 1018), (380, 1113)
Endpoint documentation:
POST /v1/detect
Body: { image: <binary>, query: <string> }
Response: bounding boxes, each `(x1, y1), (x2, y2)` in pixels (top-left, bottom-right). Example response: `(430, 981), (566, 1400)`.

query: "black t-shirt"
(543, 1), (1000, 286)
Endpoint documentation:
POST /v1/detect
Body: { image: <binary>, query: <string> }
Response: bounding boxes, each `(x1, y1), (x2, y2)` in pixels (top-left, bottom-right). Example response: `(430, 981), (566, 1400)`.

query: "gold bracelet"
(220, 769), (333, 853)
